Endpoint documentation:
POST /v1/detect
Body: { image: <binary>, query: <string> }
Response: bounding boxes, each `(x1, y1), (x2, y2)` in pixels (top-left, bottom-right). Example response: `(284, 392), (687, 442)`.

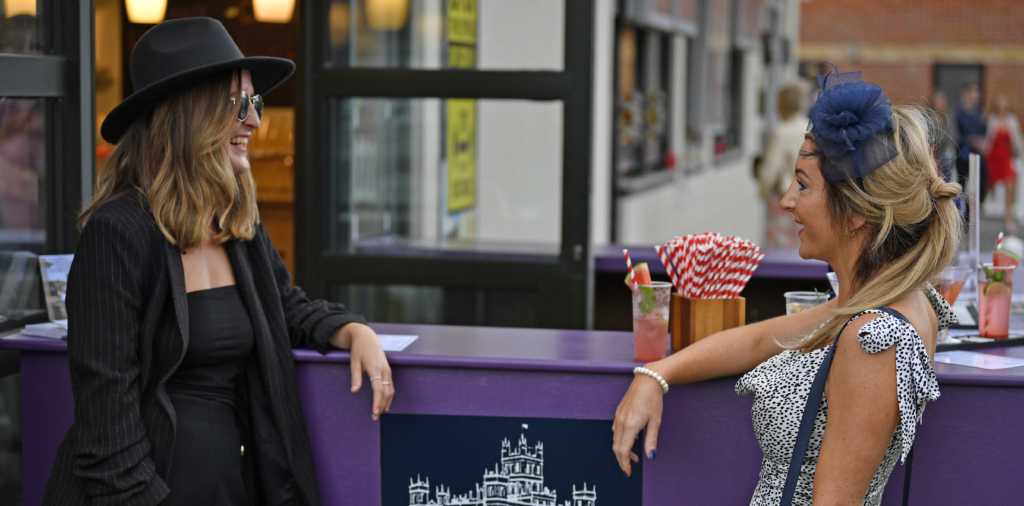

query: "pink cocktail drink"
(631, 282), (671, 362)
(979, 289), (1011, 338)
(978, 264), (1015, 339)
(938, 280), (966, 305)
(633, 316), (668, 362)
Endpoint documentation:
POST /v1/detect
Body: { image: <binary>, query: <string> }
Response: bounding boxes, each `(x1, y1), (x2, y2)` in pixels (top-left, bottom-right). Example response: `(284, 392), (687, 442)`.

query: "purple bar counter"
(4, 324), (1024, 505)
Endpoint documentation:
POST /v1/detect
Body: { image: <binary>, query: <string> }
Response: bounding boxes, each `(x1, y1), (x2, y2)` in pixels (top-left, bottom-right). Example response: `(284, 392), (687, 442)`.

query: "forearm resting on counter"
(647, 299), (838, 386)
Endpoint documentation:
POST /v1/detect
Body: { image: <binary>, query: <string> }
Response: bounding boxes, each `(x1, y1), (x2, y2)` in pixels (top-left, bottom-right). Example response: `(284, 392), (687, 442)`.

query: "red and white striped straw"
(623, 249), (637, 290)
(997, 232), (1004, 250)
(655, 245), (682, 293)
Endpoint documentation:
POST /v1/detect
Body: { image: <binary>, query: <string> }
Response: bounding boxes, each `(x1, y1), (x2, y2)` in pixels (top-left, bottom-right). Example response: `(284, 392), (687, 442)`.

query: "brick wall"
(800, 0), (1024, 112)
(802, 0), (1024, 46)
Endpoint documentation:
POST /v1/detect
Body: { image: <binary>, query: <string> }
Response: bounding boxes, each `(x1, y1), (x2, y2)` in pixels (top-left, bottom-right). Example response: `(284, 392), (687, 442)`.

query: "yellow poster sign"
(448, 0), (477, 45)
(446, 0), (477, 213)
(447, 99), (476, 212)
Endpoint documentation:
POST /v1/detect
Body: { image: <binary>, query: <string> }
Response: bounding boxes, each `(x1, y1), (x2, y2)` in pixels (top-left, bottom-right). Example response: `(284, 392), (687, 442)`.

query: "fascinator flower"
(808, 66), (898, 183)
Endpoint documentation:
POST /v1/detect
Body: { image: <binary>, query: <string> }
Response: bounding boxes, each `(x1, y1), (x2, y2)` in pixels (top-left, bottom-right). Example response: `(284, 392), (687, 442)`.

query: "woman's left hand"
(330, 323), (394, 421)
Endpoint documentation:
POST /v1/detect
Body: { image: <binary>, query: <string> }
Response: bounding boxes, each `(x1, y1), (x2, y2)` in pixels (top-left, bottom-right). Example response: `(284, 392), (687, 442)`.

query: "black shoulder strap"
(780, 307), (910, 506)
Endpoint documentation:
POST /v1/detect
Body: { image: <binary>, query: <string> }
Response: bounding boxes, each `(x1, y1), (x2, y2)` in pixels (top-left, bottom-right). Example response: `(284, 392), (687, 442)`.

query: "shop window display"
(615, 26), (672, 180)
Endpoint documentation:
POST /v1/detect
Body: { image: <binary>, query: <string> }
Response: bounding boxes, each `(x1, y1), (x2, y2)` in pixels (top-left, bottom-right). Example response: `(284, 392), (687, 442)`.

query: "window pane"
(326, 98), (563, 258)
(330, 283), (537, 327)
(326, 0), (564, 70)
(0, 8), (43, 54)
(616, 27), (672, 178)
(0, 97), (46, 327)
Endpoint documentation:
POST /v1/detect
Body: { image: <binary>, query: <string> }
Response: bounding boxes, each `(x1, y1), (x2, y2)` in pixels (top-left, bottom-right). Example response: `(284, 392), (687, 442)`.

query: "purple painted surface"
(6, 322), (1024, 505)
(903, 385), (1024, 504)
(19, 352), (73, 506)
(596, 245), (830, 279)
(6, 323), (1024, 383)
(294, 363), (762, 505)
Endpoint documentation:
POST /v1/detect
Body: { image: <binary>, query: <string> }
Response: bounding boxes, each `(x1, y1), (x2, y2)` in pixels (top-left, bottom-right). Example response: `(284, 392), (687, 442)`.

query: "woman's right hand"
(612, 372), (665, 477)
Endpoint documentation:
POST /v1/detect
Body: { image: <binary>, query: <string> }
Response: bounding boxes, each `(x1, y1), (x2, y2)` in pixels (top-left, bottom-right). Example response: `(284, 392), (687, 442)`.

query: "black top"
(165, 285), (254, 406)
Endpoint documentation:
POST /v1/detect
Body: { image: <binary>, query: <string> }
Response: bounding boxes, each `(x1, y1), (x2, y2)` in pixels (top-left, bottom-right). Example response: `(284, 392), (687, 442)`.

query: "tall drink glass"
(632, 282), (671, 362)
(978, 263), (1014, 338)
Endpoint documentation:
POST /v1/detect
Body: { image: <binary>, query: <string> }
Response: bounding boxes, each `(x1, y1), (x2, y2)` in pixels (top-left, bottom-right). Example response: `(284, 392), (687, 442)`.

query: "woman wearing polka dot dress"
(612, 66), (962, 506)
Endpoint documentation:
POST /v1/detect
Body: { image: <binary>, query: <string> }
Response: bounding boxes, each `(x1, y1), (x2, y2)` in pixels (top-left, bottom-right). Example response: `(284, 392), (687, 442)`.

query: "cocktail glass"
(936, 266), (973, 344)
(632, 282), (671, 362)
(784, 291), (830, 315)
(938, 267), (973, 305)
(978, 263), (1014, 339)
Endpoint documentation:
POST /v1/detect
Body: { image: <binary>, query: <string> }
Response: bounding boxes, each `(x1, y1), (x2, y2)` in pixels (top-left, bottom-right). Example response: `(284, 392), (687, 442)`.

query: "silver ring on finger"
(369, 376), (382, 381)
(382, 381), (391, 386)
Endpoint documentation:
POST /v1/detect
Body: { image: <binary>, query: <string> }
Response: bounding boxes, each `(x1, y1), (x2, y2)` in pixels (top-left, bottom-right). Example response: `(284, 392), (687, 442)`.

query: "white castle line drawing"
(408, 433), (596, 506)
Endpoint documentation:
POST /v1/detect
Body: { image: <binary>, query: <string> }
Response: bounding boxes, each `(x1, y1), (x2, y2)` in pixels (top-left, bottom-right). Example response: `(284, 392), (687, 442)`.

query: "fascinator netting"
(808, 65), (898, 184)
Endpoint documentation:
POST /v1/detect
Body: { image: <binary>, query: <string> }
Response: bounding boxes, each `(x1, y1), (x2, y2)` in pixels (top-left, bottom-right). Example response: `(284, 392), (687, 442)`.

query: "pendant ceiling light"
(3, 0), (37, 17)
(253, 0), (295, 23)
(125, 0), (167, 24)
(366, 0), (409, 30)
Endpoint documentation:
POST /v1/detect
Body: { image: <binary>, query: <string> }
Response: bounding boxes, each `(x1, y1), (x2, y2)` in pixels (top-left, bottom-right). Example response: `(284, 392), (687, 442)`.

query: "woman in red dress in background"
(985, 93), (1024, 234)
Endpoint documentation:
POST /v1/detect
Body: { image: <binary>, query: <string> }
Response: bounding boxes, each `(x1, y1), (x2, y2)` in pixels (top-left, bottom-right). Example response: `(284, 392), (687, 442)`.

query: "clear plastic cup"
(632, 282), (671, 362)
(978, 263), (1014, 339)
(784, 291), (829, 315)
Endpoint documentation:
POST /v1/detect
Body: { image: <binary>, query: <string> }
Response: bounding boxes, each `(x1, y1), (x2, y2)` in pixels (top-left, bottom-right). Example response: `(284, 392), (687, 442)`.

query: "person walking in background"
(929, 90), (959, 182)
(955, 83), (988, 202)
(757, 83), (809, 249)
(984, 93), (1024, 234)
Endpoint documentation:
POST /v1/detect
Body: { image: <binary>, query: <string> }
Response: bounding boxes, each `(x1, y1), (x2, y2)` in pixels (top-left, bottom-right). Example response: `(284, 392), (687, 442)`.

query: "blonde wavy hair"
(80, 70), (258, 250)
(793, 105), (963, 353)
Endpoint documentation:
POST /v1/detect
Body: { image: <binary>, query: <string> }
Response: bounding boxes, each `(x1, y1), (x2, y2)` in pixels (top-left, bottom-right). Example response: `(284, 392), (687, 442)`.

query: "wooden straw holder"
(671, 295), (746, 350)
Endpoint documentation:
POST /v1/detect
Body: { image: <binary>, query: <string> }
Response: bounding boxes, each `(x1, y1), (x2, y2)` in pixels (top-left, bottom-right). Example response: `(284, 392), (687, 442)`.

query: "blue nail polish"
(622, 470), (628, 479)
(649, 450), (656, 461)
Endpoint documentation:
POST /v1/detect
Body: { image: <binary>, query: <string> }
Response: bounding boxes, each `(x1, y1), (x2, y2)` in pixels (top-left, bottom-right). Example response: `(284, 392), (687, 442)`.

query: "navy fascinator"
(808, 64), (898, 184)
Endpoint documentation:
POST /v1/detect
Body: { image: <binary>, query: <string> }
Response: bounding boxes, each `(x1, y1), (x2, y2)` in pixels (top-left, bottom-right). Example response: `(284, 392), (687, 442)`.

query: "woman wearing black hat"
(43, 18), (392, 506)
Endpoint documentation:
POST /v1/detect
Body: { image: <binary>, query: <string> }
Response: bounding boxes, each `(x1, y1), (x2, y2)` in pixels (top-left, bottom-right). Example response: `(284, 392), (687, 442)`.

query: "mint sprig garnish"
(983, 265), (1007, 283)
(638, 286), (657, 313)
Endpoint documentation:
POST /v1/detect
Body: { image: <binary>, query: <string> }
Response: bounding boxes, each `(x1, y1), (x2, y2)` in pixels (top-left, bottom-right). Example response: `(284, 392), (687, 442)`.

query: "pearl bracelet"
(633, 366), (669, 394)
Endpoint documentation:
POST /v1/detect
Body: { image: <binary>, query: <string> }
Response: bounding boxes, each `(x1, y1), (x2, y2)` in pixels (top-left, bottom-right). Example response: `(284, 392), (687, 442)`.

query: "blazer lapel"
(164, 241), (189, 352)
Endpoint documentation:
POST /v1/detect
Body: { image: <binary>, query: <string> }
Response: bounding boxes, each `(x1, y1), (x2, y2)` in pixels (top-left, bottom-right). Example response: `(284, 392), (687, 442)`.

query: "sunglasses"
(230, 91), (264, 122)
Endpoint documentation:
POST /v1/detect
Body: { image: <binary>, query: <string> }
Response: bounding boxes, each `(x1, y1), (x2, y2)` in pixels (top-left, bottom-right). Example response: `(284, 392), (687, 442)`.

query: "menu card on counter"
(378, 334), (418, 352)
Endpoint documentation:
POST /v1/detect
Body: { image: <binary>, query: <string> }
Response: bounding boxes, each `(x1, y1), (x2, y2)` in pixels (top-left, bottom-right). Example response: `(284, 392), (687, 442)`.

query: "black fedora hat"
(100, 17), (295, 144)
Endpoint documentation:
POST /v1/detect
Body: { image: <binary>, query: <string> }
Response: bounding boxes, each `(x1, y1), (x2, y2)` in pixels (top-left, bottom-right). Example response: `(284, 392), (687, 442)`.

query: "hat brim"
(100, 56), (295, 144)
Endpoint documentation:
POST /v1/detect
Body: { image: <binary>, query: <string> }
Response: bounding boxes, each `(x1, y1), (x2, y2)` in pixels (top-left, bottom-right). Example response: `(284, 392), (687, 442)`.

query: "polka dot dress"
(735, 287), (954, 506)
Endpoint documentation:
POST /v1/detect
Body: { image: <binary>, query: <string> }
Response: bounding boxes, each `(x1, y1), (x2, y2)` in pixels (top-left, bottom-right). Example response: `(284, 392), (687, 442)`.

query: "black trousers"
(163, 393), (248, 506)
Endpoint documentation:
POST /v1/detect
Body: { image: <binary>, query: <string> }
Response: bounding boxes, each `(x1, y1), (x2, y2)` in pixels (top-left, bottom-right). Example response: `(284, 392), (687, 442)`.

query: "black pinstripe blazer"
(42, 194), (366, 506)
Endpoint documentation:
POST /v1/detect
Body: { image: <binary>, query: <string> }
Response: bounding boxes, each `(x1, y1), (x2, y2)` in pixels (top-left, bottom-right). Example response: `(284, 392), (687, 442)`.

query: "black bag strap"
(780, 307), (911, 506)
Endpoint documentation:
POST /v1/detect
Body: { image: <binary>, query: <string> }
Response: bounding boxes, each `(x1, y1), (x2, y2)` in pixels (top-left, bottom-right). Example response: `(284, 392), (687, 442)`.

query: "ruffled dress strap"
(852, 286), (951, 463)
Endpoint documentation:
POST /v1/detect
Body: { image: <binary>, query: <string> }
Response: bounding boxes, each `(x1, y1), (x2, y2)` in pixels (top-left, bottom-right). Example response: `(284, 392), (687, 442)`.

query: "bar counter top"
(5, 323), (1024, 386)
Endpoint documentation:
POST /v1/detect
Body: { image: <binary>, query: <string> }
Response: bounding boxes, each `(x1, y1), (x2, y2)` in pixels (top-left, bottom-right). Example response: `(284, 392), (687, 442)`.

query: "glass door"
(298, 0), (594, 329)
(0, 1), (94, 502)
